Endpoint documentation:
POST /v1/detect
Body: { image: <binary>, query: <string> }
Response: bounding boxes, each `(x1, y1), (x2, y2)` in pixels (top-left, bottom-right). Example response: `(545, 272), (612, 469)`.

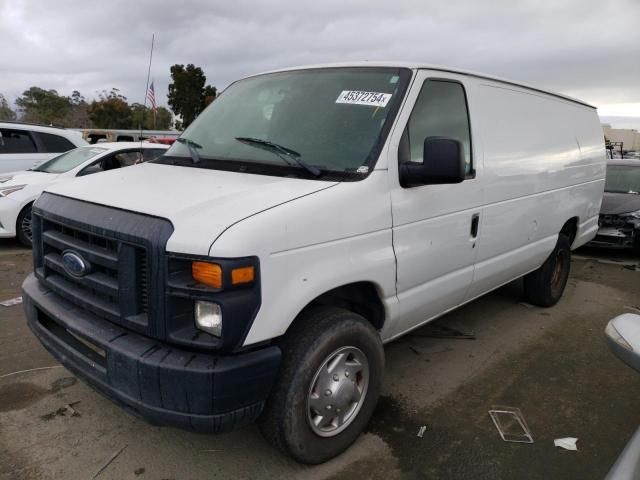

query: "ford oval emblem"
(62, 251), (90, 277)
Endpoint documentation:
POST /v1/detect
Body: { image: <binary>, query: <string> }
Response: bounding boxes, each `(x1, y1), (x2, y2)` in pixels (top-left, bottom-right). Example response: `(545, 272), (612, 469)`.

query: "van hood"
(42, 162), (338, 255)
(601, 192), (640, 215)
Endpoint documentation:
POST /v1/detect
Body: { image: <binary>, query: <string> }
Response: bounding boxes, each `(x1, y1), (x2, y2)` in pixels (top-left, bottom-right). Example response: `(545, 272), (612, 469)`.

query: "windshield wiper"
(176, 137), (202, 164)
(235, 137), (321, 177)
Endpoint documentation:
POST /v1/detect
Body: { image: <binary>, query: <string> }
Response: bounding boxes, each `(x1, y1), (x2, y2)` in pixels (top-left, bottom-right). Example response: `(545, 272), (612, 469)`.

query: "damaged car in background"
(590, 160), (640, 251)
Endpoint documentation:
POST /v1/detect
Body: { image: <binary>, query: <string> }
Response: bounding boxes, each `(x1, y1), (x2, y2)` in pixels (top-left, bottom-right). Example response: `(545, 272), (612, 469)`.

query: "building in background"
(602, 123), (640, 152)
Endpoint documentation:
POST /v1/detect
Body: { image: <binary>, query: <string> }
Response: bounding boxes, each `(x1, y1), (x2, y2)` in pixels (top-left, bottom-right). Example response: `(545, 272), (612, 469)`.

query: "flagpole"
(141, 33), (155, 136)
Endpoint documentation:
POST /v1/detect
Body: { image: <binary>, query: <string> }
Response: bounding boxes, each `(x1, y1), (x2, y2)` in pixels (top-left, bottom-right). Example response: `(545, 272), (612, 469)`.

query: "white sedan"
(0, 142), (169, 246)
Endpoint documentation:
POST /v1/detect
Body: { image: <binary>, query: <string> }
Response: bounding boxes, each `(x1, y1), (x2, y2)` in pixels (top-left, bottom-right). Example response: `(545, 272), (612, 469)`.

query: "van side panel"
(466, 82), (605, 299)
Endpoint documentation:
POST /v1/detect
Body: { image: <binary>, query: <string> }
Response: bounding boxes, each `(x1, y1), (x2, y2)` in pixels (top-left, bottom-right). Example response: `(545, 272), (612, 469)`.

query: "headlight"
(605, 321), (633, 351)
(621, 209), (640, 220)
(195, 301), (222, 336)
(0, 184), (26, 197)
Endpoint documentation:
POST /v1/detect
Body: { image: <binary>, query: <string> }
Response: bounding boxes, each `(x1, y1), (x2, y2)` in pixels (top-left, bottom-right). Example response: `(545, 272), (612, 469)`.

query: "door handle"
(470, 213), (480, 239)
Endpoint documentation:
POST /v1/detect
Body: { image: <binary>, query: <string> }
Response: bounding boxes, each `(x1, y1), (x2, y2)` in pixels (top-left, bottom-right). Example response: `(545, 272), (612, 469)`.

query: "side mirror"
(605, 313), (640, 372)
(400, 136), (466, 188)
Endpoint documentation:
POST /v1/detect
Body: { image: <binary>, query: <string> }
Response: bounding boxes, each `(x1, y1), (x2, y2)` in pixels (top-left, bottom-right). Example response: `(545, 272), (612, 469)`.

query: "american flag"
(146, 81), (157, 112)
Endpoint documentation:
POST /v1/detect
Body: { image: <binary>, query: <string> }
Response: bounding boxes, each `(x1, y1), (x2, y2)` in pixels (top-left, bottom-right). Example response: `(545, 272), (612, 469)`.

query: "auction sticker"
(336, 90), (392, 107)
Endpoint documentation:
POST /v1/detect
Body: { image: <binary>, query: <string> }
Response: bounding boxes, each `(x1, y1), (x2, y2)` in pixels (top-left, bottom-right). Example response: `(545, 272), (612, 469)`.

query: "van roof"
(258, 62), (596, 110)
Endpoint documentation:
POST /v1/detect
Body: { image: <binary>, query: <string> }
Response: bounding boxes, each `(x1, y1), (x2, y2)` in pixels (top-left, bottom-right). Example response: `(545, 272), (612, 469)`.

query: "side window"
(113, 150), (142, 167)
(78, 152), (128, 176)
(88, 134), (107, 144)
(142, 148), (166, 162)
(400, 79), (472, 174)
(35, 132), (75, 153)
(0, 129), (37, 154)
(77, 160), (105, 176)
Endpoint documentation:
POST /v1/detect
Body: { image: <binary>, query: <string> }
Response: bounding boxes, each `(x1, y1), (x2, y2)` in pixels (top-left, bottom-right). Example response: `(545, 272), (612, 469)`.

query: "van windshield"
(158, 67), (411, 180)
(34, 147), (108, 173)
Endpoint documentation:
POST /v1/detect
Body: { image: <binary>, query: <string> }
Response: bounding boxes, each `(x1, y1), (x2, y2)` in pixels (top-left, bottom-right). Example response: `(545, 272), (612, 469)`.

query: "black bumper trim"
(23, 273), (281, 433)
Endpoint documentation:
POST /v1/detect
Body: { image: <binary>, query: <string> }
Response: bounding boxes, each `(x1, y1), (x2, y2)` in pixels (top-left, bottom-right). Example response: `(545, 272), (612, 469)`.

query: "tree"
(154, 106), (173, 130)
(88, 88), (132, 129)
(202, 85), (217, 109)
(65, 90), (92, 128)
(130, 103), (173, 130)
(15, 87), (72, 125)
(0, 94), (16, 121)
(167, 64), (216, 128)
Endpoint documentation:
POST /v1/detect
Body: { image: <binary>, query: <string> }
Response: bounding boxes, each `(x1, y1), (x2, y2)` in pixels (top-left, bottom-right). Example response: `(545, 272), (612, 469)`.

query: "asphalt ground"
(1, 238), (639, 480)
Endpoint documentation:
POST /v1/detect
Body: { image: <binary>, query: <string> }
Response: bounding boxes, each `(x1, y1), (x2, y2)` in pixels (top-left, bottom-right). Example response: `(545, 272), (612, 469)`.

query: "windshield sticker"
(336, 90), (392, 107)
(356, 166), (369, 173)
(390, 75), (399, 84)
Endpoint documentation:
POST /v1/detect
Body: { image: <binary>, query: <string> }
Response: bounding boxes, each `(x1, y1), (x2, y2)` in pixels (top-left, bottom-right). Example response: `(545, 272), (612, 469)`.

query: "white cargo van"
(23, 63), (605, 463)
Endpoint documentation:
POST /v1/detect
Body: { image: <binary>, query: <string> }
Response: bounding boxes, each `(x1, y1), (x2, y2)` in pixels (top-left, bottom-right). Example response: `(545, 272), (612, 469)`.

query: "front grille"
(31, 193), (173, 339)
(38, 217), (149, 330)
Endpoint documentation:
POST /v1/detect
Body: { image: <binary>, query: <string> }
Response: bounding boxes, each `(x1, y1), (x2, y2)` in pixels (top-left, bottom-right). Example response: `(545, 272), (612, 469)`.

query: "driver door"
(388, 71), (484, 338)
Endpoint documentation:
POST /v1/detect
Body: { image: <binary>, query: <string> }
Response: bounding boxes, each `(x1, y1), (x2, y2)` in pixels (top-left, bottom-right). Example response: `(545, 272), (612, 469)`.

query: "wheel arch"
(560, 216), (579, 247)
(287, 281), (387, 334)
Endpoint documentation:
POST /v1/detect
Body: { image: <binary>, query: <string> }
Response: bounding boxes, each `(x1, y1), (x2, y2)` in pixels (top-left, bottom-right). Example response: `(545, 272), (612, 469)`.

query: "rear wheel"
(523, 234), (571, 307)
(258, 306), (384, 464)
(16, 204), (33, 248)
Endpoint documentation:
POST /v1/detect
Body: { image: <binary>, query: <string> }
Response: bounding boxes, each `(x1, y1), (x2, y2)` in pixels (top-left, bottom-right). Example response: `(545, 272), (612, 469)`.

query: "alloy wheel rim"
(21, 212), (32, 241)
(550, 250), (567, 296)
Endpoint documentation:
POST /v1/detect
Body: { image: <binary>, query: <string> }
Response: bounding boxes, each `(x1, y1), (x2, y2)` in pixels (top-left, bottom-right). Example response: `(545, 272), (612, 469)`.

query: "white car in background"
(0, 122), (88, 173)
(0, 142), (169, 246)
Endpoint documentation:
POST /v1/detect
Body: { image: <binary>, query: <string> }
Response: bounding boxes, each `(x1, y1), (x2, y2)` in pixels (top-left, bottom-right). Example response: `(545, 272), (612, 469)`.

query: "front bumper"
(23, 273), (281, 432)
(0, 196), (21, 237)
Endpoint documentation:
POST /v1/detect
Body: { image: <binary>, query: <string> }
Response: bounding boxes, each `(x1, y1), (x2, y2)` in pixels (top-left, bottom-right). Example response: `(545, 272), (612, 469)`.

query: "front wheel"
(258, 307), (384, 464)
(16, 204), (33, 248)
(523, 233), (571, 307)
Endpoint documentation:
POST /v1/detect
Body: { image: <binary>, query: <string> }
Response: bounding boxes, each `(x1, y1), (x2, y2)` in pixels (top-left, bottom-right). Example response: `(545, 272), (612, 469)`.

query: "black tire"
(258, 306), (384, 464)
(523, 234), (571, 307)
(16, 204), (33, 248)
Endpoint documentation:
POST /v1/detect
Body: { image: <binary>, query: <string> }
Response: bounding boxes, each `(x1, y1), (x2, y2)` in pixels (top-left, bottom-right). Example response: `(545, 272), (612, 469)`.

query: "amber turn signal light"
(231, 266), (255, 285)
(192, 262), (222, 288)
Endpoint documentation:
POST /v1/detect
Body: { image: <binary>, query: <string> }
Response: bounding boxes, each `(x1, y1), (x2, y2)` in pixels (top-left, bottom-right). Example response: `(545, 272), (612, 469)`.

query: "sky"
(1, 0), (639, 129)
